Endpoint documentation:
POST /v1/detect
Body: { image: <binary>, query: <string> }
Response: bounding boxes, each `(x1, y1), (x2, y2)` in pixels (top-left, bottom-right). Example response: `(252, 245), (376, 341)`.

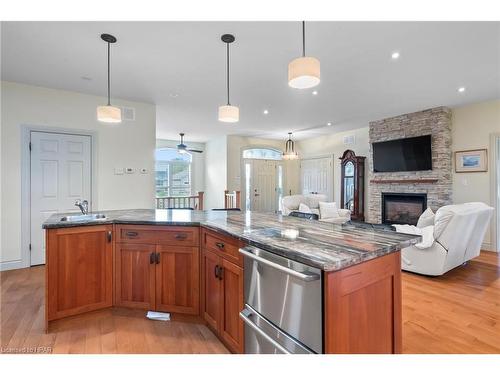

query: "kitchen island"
(43, 209), (420, 354)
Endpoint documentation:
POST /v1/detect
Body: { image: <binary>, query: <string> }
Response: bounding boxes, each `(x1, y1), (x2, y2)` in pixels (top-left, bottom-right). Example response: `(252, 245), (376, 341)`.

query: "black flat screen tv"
(372, 135), (432, 172)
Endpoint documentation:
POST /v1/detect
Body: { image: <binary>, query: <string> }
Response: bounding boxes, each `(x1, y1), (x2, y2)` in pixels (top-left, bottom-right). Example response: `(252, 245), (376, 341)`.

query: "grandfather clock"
(340, 149), (365, 221)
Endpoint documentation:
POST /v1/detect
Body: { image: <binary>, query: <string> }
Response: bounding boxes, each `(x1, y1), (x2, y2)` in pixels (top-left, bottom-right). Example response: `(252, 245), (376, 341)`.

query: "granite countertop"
(43, 209), (421, 272)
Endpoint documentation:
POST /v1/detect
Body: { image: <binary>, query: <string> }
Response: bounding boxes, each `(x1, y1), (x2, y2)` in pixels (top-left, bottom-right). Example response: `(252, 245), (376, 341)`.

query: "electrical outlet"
(140, 168), (148, 174)
(125, 167), (135, 174)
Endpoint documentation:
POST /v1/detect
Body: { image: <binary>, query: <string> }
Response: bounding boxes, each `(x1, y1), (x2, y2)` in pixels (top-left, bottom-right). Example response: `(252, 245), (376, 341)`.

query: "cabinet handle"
(155, 252), (160, 264)
(150, 252), (155, 264)
(215, 242), (225, 250)
(126, 231), (138, 237)
(107, 231), (112, 243)
(214, 265), (219, 279)
(175, 233), (188, 240)
(218, 266), (224, 280)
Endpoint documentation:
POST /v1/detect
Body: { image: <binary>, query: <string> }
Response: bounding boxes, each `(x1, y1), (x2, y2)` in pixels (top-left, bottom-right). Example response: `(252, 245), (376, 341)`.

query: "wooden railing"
(224, 190), (241, 209)
(156, 192), (204, 210)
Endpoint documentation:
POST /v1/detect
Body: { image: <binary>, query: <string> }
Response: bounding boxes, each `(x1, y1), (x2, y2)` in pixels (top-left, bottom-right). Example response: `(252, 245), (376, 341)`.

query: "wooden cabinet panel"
(46, 225), (113, 321)
(220, 258), (244, 354)
(324, 252), (402, 354)
(155, 245), (199, 315)
(117, 225), (199, 246)
(202, 248), (222, 332)
(202, 229), (243, 266)
(115, 243), (156, 310)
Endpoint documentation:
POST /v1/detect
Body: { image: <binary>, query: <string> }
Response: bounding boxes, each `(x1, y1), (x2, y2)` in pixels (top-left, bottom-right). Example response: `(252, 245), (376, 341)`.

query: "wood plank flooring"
(0, 266), (229, 354)
(1, 251), (499, 354)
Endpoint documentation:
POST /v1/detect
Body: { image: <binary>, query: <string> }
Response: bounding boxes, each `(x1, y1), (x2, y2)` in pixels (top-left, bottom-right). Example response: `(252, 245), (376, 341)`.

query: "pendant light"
(288, 21), (320, 89)
(283, 132), (299, 160)
(218, 34), (239, 123)
(97, 34), (122, 123)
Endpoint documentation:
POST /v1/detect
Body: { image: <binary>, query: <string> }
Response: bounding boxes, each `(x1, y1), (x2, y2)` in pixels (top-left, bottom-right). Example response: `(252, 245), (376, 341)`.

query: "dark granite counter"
(43, 209), (420, 271)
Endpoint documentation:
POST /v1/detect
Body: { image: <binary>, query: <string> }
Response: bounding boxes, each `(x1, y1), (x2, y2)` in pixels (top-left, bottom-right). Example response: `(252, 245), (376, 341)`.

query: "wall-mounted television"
(372, 135), (432, 172)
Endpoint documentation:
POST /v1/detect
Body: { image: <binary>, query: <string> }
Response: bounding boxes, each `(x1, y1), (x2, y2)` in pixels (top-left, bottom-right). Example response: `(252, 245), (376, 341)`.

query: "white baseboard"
(0, 260), (25, 271)
(482, 241), (497, 252)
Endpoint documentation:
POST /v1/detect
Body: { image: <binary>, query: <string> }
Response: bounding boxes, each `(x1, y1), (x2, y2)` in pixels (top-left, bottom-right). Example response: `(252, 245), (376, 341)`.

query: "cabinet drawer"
(202, 229), (243, 266)
(117, 225), (199, 246)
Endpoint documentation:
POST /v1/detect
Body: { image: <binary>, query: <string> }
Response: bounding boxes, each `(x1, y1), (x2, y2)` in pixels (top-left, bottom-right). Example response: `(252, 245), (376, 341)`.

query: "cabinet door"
(115, 243), (156, 310)
(220, 258), (244, 353)
(46, 225), (113, 321)
(202, 249), (221, 332)
(155, 245), (199, 314)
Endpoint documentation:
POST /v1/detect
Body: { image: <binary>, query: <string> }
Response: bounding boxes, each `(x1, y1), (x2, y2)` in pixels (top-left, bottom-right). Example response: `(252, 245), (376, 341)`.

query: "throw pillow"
(417, 207), (435, 228)
(298, 203), (312, 214)
(319, 202), (340, 219)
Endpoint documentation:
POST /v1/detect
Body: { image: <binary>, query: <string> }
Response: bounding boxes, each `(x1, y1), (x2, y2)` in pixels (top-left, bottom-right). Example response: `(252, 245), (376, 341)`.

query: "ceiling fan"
(177, 133), (203, 154)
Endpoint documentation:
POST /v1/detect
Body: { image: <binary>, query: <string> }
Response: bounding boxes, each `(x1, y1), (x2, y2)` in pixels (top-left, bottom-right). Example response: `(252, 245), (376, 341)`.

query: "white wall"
(451, 99), (500, 251)
(156, 139), (205, 195)
(226, 135), (300, 196)
(297, 127), (370, 208)
(204, 136), (227, 210)
(1, 81), (156, 269)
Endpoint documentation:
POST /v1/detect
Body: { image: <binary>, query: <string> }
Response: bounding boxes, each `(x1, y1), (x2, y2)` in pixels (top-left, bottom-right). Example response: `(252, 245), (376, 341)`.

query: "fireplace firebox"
(381, 193), (427, 225)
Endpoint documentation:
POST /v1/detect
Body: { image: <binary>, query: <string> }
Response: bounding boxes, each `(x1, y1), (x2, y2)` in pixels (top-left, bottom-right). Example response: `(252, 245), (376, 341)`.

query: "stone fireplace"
(381, 193), (427, 225)
(367, 107), (452, 223)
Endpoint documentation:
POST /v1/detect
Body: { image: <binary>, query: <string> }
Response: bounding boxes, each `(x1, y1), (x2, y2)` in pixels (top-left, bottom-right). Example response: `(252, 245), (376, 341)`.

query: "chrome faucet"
(75, 199), (89, 215)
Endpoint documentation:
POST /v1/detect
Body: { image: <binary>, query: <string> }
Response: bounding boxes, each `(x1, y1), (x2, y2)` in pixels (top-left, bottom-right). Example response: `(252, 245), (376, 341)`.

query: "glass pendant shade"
(218, 105), (239, 123)
(97, 105), (122, 123)
(288, 56), (320, 89)
(283, 133), (299, 160)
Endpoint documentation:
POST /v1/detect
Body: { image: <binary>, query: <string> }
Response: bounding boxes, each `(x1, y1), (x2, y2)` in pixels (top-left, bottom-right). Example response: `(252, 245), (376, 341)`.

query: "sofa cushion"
(304, 194), (328, 209)
(298, 203), (312, 214)
(319, 202), (340, 219)
(417, 207), (435, 228)
(433, 206), (456, 239)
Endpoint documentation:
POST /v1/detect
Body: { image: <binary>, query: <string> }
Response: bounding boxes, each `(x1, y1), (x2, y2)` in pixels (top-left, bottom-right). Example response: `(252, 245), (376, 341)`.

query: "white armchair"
(401, 202), (494, 276)
(281, 194), (351, 224)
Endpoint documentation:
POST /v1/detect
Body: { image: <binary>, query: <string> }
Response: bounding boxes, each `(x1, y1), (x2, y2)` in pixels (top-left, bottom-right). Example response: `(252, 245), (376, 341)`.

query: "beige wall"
(1, 81), (156, 269)
(297, 127), (370, 209)
(204, 136), (227, 210)
(451, 99), (500, 250)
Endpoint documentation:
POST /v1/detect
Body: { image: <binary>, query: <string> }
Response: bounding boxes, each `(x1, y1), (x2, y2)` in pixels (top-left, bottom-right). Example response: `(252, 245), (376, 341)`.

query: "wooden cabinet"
(46, 225), (113, 321)
(324, 251), (402, 354)
(155, 245), (199, 314)
(115, 243), (156, 310)
(114, 225), (200, 315)
(201, 228), (244, 353)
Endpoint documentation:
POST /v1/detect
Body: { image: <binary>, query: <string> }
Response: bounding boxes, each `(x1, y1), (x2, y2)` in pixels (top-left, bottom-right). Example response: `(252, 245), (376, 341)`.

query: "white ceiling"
(2, 21), (499, 142)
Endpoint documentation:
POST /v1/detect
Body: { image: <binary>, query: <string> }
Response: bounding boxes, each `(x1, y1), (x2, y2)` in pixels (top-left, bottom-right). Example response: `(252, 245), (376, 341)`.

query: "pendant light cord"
(107, 42), (111, 106)
(302, 21), (306, 57)
(226, 42), (230, 105)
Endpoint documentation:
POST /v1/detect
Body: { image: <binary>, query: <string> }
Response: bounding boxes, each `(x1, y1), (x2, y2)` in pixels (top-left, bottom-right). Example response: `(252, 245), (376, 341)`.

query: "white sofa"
(401, 202), (494, 276)
(281, 194), (351, 224)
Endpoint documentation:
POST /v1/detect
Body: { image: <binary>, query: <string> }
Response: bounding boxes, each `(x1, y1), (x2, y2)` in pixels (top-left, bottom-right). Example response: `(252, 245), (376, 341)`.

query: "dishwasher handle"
(238, 247), (320, 282)
(239, 308), (291, 354)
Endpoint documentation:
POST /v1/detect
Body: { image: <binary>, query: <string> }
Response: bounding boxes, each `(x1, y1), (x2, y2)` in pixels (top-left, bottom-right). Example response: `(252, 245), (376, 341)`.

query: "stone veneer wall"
(367, 107), (452, 223)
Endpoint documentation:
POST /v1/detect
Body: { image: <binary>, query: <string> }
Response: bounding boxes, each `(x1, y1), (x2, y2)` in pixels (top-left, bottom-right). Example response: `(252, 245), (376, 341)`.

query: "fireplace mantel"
(370, 179), (438, 184)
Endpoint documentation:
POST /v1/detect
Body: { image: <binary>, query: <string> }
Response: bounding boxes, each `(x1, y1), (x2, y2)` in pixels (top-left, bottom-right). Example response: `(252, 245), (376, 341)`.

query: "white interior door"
(30, 131), (92, 265)
(300, 156), (333, 200)
(249, 159), (278, 212)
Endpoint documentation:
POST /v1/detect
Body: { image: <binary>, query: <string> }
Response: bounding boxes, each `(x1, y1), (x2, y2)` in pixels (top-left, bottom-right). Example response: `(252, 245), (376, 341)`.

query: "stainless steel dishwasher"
(239, 245), (323, 354)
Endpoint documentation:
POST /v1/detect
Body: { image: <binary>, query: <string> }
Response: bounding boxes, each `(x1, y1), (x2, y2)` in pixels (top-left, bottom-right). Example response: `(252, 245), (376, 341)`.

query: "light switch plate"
(114, 167), (124, 175)
(125, 167), (135, 174)
(140, 168), (148, 174)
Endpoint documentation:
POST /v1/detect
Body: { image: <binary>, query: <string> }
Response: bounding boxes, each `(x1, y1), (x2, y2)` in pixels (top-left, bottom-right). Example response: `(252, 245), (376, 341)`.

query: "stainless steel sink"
(60, 214), (107, 222)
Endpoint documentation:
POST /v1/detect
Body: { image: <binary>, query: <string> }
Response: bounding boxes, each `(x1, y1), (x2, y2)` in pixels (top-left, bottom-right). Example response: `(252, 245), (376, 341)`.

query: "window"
(155, 148), (192, 197)
(242, 148), (282, 160)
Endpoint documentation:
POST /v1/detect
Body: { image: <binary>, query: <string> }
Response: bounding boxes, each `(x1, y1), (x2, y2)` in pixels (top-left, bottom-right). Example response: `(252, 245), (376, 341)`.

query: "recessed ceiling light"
(169, 93), (179, 98)
(458, 87), (466, 93)
(263, 109), (269, 115)
(327, 122), (332, 126)
(81, 76), (92, 81)
(312, 90), (318, 95)
(391, 51), (400, 60)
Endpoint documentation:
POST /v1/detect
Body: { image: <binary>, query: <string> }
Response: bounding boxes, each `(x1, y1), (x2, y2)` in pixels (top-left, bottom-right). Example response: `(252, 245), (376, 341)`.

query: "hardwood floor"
(1, 251), (498, 354)
(0, 266), (229, 354)
(402, 251), (500, 353)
